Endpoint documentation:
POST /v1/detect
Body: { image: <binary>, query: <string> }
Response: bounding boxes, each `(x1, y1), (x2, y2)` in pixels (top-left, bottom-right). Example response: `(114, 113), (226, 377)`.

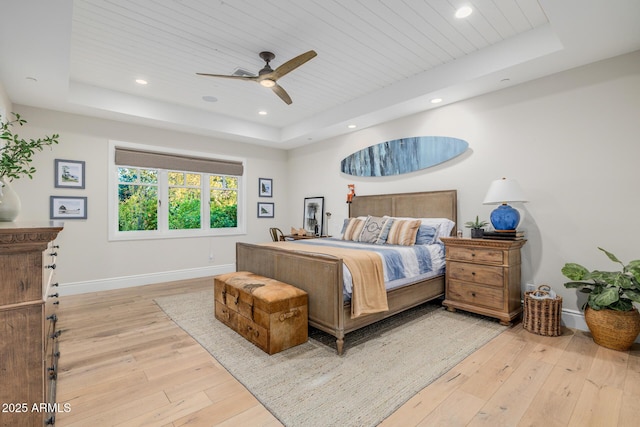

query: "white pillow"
(391, 217), (456, 238)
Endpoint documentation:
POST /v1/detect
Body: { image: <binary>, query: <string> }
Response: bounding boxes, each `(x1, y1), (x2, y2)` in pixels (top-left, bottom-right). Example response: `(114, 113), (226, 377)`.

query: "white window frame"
(108, 140), (246, 241)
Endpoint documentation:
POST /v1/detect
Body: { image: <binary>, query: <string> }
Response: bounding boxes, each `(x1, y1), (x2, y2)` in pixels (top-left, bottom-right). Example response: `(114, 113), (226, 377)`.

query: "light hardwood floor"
(54, 278), (640, 426)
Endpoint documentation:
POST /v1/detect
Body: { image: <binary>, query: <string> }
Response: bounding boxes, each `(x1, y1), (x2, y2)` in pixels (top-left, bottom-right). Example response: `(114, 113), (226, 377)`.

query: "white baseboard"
(560, 308), (588, 331)
(59, 264), (235, 296)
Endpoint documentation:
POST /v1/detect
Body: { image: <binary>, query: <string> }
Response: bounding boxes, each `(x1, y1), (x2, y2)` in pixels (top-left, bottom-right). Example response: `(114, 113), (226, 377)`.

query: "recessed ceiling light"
(258, 110), (268, 115)
(347, 124), (357, 129)
(135, 79), (148, 85)
(455, 6), (473, 19)
(202, 95), (218, 102)
(430, 98), (443, 104)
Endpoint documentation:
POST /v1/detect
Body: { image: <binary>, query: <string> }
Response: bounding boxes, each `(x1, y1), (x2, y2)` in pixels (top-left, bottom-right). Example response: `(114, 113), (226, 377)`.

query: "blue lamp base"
(490, 204), (520, 231)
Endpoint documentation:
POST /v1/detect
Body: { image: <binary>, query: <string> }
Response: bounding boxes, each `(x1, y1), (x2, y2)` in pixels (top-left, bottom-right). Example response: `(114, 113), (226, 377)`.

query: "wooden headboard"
(348, 190), (458, 235)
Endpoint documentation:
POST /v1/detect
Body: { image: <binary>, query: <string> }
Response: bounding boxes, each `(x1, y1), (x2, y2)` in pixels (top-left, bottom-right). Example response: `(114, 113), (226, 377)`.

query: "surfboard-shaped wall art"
(340, 136), (469, 177)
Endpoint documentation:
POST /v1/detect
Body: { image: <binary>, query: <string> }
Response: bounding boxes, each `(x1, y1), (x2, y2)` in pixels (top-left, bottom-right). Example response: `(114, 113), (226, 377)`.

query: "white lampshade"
(483, 177), (528, 205)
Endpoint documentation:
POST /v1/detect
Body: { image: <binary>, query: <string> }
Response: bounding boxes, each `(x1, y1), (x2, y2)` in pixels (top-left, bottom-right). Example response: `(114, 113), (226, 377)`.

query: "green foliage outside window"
(117, 167), (238, 232)
(118, 168), (158, 231)
(210, 175), (238, 228)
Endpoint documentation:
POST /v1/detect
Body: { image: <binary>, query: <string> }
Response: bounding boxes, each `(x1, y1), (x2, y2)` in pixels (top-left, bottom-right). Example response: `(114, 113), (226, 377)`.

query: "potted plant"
(464, 215), (489, 238)
(0, 112), (60, 221)
(562, 247), (640, 351)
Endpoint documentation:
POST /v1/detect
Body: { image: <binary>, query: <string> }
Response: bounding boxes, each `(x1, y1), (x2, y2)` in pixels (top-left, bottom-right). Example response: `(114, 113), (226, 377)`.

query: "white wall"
(287, 50), (640, 316)
(0, 82), (11, 120)
(9, 107), (289, 294)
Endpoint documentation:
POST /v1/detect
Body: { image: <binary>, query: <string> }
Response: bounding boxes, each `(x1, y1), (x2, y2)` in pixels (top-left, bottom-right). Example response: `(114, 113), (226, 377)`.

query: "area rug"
(155, 290), (506, 427)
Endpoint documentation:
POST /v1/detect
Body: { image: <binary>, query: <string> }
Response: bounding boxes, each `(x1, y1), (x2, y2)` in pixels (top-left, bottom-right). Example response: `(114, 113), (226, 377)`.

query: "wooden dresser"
(441, 237), (526, 326)
(0, 223), (63, 427)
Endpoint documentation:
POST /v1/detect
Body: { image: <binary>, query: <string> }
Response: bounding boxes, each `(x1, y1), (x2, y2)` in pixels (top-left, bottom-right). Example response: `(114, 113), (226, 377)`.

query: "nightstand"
(441, 237), (526, 325)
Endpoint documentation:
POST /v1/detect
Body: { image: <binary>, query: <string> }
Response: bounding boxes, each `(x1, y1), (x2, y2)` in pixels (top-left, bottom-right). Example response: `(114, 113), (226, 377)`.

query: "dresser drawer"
(448, 261), (503, 286)
(447, 280), (504, 310)
(447, 246), (504, 264)
(0, 252), (43, 305)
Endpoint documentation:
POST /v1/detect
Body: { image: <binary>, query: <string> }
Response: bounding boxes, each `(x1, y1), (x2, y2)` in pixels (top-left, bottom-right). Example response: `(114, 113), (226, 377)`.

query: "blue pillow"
(415, 224), (438, 245)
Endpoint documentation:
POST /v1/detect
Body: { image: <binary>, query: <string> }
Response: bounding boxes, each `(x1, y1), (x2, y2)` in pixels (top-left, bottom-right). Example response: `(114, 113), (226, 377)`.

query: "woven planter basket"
(584, 307), (640, 351)
(523, 285), (562, 336)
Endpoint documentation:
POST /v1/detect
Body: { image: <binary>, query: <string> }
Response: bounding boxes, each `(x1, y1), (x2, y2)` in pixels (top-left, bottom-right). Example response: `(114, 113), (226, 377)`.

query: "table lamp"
(482, 177), (528, 232)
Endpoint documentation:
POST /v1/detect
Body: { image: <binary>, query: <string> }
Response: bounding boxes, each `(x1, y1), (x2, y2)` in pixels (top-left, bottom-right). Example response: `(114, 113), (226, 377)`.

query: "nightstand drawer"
(447, 246), (504, 264)
(448, 261), (503, 286)
(447, 280), (504, 310)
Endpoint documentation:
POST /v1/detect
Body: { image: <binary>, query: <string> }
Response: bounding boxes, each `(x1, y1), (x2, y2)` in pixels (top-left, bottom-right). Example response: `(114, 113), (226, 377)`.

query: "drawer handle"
(49, 293), (59, 298)
(47, 314), (58, 322)
(279, 309), (300, 322)
(471, 292), (476, 297)
(46, 264), (56, 270)
(49, 251), (58, 257)
(45, 416), (55, 425)
(246, 325), (259, 337)
(471, 272), (476, 276)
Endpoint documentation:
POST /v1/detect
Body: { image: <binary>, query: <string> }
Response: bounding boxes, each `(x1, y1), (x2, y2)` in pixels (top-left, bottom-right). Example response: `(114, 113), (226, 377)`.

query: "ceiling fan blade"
(272, 50), (317, 80)
(272, 84), (292, 105)
(196, 73), (258, 82)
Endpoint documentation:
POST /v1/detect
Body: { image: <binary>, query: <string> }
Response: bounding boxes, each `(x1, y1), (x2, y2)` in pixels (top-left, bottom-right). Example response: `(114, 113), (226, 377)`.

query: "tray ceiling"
(1, 0), (639, 148)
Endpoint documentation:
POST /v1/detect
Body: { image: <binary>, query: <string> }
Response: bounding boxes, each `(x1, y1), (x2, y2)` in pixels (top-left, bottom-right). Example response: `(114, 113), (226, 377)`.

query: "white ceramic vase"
(0, 177), (21, 221)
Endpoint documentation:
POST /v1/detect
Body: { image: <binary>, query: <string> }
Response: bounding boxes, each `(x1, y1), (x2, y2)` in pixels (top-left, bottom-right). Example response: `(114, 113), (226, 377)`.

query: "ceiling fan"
(197, 50), (317, 105)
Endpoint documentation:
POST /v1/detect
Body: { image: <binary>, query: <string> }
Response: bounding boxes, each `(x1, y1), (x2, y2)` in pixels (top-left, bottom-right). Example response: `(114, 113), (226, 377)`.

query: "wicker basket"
(523, 285), (562, 336)
(584, 307), (640, 351)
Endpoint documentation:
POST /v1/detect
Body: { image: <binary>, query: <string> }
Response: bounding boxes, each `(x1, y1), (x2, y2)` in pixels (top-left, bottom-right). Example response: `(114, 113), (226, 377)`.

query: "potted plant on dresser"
(562, 247), (640, 351)
(464, 215), (489, 238)
(0, 112), (59, 221)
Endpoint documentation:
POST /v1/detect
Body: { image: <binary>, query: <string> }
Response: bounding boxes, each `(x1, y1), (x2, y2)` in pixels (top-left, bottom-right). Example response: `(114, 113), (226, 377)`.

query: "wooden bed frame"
(236, 190), (457, 355)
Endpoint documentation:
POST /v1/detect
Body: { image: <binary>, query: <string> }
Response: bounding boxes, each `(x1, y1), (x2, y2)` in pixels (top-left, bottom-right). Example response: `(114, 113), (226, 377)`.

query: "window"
(109, 141), (245, 240)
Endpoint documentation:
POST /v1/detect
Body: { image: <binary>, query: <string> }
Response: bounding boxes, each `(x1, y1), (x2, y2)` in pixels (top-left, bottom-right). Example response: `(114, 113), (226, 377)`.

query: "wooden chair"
(269, 227), (285, 242)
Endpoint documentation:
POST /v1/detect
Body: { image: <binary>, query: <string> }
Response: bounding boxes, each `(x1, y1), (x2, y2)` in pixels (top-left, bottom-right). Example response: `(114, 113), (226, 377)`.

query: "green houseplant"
(562, 247), (640, 350)
(0, 112), (60, 221)
(464, 215), (489, 238)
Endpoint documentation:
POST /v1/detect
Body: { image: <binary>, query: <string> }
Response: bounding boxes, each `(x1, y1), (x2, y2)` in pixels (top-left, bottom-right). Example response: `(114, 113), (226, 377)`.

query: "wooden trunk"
(214, 271), (308, 355)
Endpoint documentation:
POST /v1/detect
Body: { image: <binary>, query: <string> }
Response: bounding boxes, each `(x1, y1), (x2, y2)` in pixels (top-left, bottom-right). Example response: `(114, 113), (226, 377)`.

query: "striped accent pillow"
(342, 218), (365, 241)
(386, 219), (421, 246)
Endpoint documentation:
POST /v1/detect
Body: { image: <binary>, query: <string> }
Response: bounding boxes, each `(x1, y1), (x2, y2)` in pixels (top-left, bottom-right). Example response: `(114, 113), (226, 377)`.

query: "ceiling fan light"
(260, 79), (276, 88)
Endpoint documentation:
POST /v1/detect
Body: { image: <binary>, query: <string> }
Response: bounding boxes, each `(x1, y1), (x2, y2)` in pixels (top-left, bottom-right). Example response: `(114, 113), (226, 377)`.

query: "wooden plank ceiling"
(69, 0), (548, 128)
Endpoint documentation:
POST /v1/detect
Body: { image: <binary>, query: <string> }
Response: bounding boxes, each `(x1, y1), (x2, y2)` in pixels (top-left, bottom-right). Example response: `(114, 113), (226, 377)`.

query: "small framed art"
(55, 159), (85, 189)
(259, 178), (272, 197)
(257, 202), (274, 218)
(303, 196), (324, 235)
(50, 196), (88, 220)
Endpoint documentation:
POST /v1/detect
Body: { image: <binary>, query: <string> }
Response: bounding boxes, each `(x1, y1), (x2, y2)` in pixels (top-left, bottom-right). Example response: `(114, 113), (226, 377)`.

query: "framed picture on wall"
(257, 202), (274, 218)
(50, 196), (88, 219)
(55, 159), (86, 189)
(303, 196), (324, 236)
(258, 178), (272, 197)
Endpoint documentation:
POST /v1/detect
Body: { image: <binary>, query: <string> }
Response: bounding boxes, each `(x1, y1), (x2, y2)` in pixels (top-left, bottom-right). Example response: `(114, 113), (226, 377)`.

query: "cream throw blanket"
(260, 241), (388, 318)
